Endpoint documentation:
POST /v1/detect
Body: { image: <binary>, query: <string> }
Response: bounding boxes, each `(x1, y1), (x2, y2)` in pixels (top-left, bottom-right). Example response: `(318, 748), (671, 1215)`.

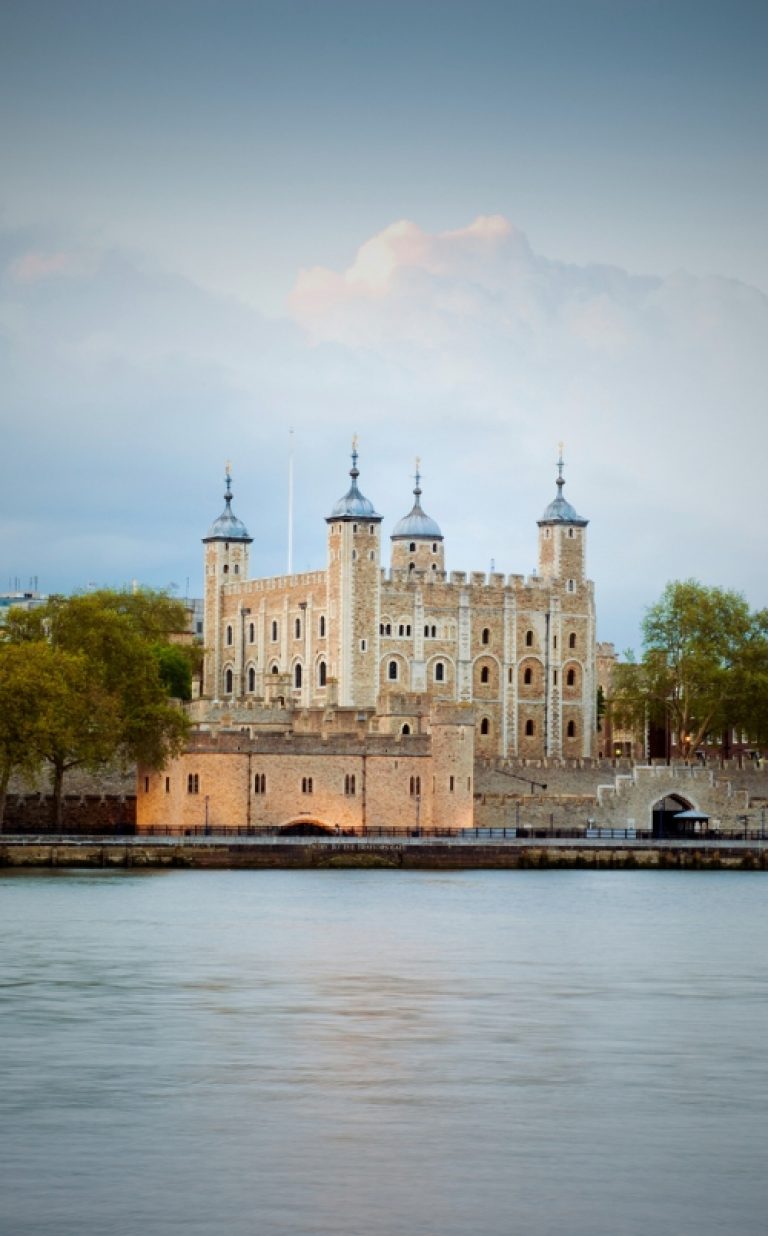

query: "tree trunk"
(0, 763), (10, 834)
(51, 758), (66, 832)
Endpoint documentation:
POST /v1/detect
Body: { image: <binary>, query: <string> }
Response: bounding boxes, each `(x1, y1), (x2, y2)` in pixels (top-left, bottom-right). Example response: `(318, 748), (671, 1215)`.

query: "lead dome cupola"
(327, 440), (382, 521)
(538, 449), (587, 527)
(203, 466), (252, 542)
(391, 463), (443, 541)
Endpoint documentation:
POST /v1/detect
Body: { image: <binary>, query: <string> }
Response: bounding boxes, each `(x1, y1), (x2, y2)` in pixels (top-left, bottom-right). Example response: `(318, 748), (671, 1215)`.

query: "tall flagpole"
(287, 427), (294, 576)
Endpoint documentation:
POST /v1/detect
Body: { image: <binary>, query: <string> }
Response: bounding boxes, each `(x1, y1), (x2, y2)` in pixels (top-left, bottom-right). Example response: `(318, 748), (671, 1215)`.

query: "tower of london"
(138, 443), (597, 834)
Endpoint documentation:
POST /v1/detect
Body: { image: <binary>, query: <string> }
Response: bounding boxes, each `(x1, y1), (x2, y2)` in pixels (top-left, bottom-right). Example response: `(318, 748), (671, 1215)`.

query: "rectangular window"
(449, 776), (455, 792)
(165, 777), (170, 794)
(187, 773), (199, 794)
(144, 776), (150, 793)
(344, 774), (356, 796)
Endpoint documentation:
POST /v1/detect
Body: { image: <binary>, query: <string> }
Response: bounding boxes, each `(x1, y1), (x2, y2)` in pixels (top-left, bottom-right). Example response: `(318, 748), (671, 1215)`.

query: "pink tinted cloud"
(10, 250), (79, 283)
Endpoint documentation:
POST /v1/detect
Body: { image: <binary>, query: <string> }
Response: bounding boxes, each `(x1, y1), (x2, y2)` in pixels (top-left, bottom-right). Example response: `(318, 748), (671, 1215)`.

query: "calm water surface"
(1, 869), (767, 1236)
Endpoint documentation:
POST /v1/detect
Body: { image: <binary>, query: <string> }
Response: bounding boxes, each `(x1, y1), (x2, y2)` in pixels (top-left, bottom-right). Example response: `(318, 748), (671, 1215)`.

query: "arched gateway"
(652, 794), (696, 838)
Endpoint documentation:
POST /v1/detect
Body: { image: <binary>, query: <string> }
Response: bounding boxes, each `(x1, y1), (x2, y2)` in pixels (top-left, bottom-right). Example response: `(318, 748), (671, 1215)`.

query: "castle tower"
(390, 461), (445, 578)
(202, 466), (252, 700)
(537, 446), (588, 583)
(325, 440), (383, 709)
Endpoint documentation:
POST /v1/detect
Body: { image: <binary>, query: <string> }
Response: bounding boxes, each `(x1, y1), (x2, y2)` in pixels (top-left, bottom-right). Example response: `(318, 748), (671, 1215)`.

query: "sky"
(1, 0), (766, 652)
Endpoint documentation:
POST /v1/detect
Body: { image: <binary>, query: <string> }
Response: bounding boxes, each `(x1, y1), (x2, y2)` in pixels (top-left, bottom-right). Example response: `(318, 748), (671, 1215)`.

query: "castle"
(137, 443), (597, 833)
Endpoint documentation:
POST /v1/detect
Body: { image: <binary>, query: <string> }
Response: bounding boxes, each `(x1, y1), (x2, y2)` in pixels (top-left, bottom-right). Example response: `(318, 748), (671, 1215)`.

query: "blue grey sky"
(1, 0), (766, 650)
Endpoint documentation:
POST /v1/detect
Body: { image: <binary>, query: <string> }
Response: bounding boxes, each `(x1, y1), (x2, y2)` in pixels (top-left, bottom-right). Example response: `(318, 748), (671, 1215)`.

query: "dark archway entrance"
(652, 794), (696, 838)
(280, 820), (333, 836)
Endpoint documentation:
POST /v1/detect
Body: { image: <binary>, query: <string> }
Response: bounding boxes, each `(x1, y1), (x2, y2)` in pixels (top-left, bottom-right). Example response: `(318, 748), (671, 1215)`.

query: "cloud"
(1, 218), (767, 653)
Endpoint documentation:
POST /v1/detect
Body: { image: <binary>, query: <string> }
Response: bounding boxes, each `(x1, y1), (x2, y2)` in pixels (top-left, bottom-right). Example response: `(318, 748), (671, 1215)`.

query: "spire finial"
(224, 462), (233, 504)
(556, 442), (565, 489)
(350, 434), (359, 477)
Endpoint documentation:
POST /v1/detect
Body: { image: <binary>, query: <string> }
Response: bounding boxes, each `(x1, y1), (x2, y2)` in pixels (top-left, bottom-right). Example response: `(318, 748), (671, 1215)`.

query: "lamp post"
(204, 795), (210, 836)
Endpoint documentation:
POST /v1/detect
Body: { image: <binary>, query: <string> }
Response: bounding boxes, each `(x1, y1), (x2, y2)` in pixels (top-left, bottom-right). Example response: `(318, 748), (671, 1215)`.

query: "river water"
(1, 869), (767, 1236)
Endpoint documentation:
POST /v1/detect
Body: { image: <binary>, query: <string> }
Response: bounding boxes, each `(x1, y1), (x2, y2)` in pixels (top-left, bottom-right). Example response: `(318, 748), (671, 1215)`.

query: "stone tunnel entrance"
(652, 794), (697, 838)
(280, 820), (333, 836)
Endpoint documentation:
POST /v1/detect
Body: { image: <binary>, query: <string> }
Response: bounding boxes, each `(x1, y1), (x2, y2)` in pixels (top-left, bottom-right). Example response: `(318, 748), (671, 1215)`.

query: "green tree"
(2, 590), (190, 828)
(610, 580), (768, 761)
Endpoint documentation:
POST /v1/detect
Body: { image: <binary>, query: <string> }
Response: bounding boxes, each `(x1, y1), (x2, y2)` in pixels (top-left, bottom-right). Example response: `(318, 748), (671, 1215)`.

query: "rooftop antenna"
(287, 428), (294, 575)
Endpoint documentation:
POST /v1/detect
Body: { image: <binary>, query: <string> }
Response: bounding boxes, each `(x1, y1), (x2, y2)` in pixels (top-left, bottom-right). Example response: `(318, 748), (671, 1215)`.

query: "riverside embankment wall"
(2, 839), (767, 871)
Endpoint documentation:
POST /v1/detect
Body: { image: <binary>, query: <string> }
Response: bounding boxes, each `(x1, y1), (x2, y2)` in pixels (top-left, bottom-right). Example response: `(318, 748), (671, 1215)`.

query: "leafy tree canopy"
(0, 589), (190, 828)
(610, 580), (768, 760)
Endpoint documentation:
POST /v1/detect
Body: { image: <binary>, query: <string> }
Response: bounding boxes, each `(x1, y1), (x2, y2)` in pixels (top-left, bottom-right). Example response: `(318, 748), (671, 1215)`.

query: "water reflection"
(1, 869), (767, 1236)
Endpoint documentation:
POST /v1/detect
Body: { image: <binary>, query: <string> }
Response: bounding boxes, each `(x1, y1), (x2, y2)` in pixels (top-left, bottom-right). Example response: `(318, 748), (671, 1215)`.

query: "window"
(523, 667), (533, 685)
(223, 564), (229, 574)
(254, 773), (266, 794)
(435, 662), (445, 682)
(480, 718), (490, 735)
(248, 667), (256, 692)
(567, 579), (575, 593)
(449, 776), (455, 792)
(424, 625), (430, 637)
(406, 625), (411, 636)
(295, 617), (301, 639)
(165, 776), (170, 794)
(409, 542), (416, 552)
(271, 620), (278, 641)
(567, 721), (576, 738)
(508, 668), (513, 684)
(398, 624), (404, 636)
(369, 525), (374, 534)
(432, 543), (437, 553)
(482, 627), (490, 645)
(553, 670), (558, 686)
(569, 633), (576, 649)
(319, 615), (326, 637)
(553, 636), (557, 650)
(301, 777), (313, 794)
(402, 724), (411, 735)
(525, 720), (534, 737)
(567, 668), (576, 686)
(431, 625), (436, 638)
(144, 776), (149, 793)
(480, 666), (490, 684)
(294, 663), (302, 689)
(226, 625), (233, 646)
(271, 664), (279, 675)
(388, 660), (398, 681)
(360, 639), (366, 652)
(225, 668), (233, 694)
(568, 528), (574, 538)
(352, 523), (358, 533)
(410, 775), (421, 797)
(249, 622), (255, 643)
(318, 661), (327, 687)
(525, 630), (533, 647)
(344, 774), (356, 796)
(351, 549), (357, 561)
(234, 564), (239, 574)
(187, 773), (199, 794)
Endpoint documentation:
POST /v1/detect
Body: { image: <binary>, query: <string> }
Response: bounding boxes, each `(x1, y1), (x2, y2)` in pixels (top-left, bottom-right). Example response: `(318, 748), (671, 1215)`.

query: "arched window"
(248, 667), (256, 692)
(271, 664), (279, 675)
(225, 668), (233, 694)
(480, 717), (490, 735)
(409, 542), (416, 552)
(431, 625), (436, 637)
(226, 625), (233, 646)
(295, 617), (301, 639)
(294, 663), (302, 689)
(567, 720), (576, 738)
(482, 627), (490, 645)
(435, 662), (445, 682)
(524, 667), (533, 684)
(525, 630), (533, 646)
(318, 661), (327, 687)
(569, 632), (576, 649)
(480, 666), (490, 684)
(525, 719), (535, 736)
(432, 543), (437, 553)
(271, 620), (278, 641)
(408, 562), (415, 573)
(398, 625), (405, 637)
(352, 524), (357, 533)
(388, 660), (398, 681)
(567, 668), (576, 687)
(402, 724), (411, 735)
(319, 615), (326, 637)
